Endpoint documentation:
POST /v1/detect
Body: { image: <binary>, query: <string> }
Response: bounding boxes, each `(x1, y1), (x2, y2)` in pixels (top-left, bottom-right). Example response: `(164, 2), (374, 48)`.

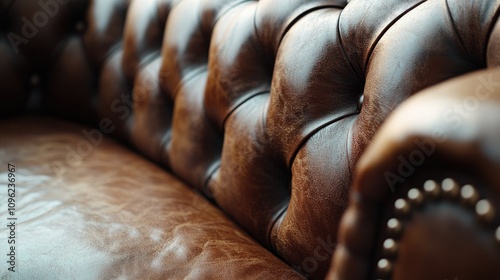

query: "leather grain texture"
(0, 116), (304, 280)
(328, 69), (500, 280)
(1, 0), (500, 279)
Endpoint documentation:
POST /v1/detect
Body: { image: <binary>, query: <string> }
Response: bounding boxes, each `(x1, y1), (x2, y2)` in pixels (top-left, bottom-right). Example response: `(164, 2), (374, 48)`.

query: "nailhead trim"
(376, 178), (499, 279)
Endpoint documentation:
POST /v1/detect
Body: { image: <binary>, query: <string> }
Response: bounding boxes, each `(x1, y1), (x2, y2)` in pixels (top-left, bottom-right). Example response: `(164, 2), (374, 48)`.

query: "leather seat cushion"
(0, 116), (303, 279)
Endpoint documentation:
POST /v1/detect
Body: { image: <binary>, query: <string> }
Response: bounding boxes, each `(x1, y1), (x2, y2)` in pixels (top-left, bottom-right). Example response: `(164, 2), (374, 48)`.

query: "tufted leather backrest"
(2, 0), (500, 278)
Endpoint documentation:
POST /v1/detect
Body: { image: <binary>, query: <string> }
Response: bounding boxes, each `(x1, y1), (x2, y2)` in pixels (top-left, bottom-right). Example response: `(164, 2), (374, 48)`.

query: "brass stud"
(394, 198), (411, 216)
(476, 199), (496, 224)
(424, 180), (440, 198)
(387, 218), (403, 236)
(495, 226), (500, 245)
(377, 258), (392, 276)
(408, 188), (424, 206)
(358, 94), (364, 110)
(442, 178), (460, 198)
(460, 184), (479, 206)
(383, 238), (398, 257)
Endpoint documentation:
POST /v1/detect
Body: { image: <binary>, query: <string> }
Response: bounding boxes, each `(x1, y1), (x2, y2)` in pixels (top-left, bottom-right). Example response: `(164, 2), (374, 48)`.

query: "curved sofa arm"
(328, 68), (500, 280)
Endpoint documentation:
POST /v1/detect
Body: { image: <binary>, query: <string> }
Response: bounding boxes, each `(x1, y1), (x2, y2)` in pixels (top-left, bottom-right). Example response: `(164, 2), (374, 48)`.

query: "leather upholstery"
(329, 69), (500, 280)
(1, 0), (500, 279)
(0, 116), (304, 279)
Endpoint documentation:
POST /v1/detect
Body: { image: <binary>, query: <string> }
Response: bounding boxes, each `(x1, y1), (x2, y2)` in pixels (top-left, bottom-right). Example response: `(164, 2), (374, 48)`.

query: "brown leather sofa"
(1, 0), (499, 279)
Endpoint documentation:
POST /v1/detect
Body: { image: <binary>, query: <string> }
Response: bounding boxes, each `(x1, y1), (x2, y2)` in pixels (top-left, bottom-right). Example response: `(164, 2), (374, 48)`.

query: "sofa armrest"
(328, 68), (500, 280)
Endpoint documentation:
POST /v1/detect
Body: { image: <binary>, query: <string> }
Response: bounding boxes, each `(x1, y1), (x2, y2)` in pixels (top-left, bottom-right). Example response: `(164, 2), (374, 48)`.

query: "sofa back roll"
(2, 0), (500, 279)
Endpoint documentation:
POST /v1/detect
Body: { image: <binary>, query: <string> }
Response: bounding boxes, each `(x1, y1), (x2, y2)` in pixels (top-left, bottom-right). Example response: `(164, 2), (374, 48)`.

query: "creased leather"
(1, 0), (500, 279)
(0, 117), (304, 280)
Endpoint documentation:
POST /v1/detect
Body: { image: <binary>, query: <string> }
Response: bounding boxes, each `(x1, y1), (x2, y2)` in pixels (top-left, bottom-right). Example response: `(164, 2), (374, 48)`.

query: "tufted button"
(30, 75), (40, 88)
(476, 199), (496, 224)
(75, 21), (85, 33)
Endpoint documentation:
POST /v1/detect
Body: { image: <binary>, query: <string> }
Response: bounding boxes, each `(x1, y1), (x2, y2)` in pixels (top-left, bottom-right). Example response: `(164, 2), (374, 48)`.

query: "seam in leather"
(252, 3), (275, 66)
(213, 0), (256, 30)
(159, 128), (173, 168)
(337, 8), (364, 83)
(276, 5), (345, 53)
(222, 90), (270, 129)
(47, 36), (74, 71)
(345, 115), (358, 180)
(136, 50), (162, 72)
(196, 0), (211, 46)
(99, 42), (124, 72)
(247, 8), (275, 72)
(156, 0), (162, 27)
(287, 111), (359, 169)
(363, 1), (427, 73)
(155, 0), (184, 34)
(483, 1), (500, 65)
(155, 0), (166, 30)
(172, 65), (207, 99)
(89, 1), (129, 71)
(444, 0), (474, 65)
(267, 202), (289, 253)
(203, 160), (221, 199)
(250, 7), (275, 73)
